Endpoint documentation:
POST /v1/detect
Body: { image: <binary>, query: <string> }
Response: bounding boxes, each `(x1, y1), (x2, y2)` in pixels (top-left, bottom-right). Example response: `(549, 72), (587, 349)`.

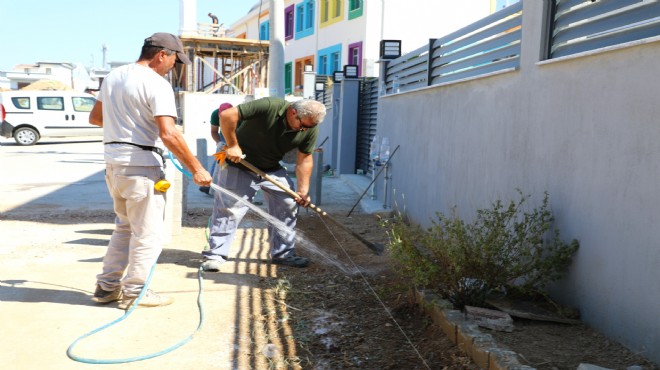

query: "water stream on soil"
(210, 183), (355, 274)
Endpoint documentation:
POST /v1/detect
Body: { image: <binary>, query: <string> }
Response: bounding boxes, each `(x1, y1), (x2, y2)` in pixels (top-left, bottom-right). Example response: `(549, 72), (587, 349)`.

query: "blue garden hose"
(67, 266), (205, 364)
(67, 152), (205, 364)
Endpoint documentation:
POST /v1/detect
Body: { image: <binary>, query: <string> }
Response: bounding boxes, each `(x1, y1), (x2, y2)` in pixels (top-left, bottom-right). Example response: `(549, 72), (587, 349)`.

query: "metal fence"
(314, 75), (333, 108)
(383, 2), (523, 93)
(550, 0), (660, 58)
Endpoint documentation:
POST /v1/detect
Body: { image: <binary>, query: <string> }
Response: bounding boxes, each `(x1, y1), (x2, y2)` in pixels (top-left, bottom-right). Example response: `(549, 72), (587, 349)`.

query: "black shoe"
(271, 255), (310, 268)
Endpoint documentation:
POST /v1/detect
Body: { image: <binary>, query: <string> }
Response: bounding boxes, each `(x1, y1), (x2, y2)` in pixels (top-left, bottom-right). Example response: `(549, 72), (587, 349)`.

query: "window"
(321, 0), (329, 22)
(285, 62), (293, 95)
(320, 0), (343, 27)
(296, 4), (304, 32)
(11, 97), (30, 109)
(37, 97), (64, 111)
(285, 5), (294, 40)
(350, 47), (359, 65)
(295, 0), (315, 40)
(331, 52), (340, 74)
(319, 55), (328, 75)
(348, 41), (362, 76)
(348, 0), (363, 20)
(259, 20), (270, 41)
(306, 2), (314, 29)
(72, 97), (95, 112)
(317, 43), (342, 76)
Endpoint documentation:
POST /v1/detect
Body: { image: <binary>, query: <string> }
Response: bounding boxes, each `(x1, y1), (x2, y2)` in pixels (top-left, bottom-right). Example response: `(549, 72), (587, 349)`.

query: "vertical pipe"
(371, 164), (377, 199)
(269, 0), (285, 97)
(382, 162), (389, 209)
(179, 0), (198, 37)
(310, 149), (324, 205)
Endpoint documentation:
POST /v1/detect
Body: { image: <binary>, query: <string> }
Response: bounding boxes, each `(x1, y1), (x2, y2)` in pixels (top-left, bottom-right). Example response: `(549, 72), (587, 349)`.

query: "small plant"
(383, 190), (579, 309)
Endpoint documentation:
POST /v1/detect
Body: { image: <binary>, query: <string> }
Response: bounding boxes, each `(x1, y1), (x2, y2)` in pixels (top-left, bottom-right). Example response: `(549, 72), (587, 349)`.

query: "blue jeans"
(204, 164), (299, 261)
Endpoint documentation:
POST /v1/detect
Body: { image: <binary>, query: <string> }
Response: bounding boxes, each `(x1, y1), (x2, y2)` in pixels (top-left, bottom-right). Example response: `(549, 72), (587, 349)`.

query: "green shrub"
(383, 190), (579, 309)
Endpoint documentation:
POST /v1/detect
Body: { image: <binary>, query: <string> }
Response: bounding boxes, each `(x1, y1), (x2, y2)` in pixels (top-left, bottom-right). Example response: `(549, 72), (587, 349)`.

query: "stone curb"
(413, 288), (537, 370)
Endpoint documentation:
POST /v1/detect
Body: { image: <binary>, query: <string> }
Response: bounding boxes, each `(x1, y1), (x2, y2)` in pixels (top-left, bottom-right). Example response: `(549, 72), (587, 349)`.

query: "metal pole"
(268, 0), (285, 97)
(346, 145), (399, 217)
(383, 162), (390, 209)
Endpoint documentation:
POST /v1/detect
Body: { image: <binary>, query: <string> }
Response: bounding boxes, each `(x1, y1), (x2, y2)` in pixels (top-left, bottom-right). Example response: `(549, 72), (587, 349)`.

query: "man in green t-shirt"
(201, 97), (326, 270)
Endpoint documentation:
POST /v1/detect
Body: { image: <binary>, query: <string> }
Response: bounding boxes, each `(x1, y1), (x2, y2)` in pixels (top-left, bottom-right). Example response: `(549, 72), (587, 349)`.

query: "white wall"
(376, 0), (660, 363)
(180, 92), (252, 157)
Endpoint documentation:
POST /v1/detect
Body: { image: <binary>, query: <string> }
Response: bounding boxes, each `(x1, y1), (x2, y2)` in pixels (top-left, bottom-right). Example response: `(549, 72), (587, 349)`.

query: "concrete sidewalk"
(0, 137), (388, 369)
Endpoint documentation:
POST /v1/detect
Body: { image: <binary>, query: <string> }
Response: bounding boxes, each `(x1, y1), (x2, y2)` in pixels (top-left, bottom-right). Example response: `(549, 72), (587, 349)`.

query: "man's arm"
(211, 125), (222, 144)
(295, 151), (314, 207)
(156, 115), (212, 186)
(220, 107), (243, 162)
(89, 101), (103, 127)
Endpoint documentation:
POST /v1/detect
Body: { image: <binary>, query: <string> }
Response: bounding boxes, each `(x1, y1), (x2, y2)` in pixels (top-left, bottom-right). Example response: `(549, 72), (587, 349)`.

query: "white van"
(0, 90), (101, 145)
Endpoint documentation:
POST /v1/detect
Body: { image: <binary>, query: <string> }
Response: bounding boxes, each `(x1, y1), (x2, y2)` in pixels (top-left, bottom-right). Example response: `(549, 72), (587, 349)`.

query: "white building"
(0, 62), (94, 91)
(226, 0), (501, 95)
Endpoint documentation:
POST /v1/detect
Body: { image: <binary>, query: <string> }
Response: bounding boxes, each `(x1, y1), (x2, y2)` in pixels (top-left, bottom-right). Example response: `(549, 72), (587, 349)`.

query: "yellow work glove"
(213, 145), (228, 165)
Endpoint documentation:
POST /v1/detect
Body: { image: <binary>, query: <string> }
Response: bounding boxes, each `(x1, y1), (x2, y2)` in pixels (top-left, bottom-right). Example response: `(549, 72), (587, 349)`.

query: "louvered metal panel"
(314, 75), (333, 108)
(356, 78), (380, 173)
(382, 2), (522, 93)
(550, 0), (660, 58)
(431, 57), (519, 85)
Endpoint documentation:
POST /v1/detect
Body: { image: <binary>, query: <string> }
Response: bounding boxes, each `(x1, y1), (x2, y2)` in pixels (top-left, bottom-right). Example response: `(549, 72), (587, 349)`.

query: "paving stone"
(465, 305), (515, 332)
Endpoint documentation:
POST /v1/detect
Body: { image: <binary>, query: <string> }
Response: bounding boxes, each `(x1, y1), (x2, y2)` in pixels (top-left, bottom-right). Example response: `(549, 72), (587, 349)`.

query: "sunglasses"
(295, 114), (317, 131)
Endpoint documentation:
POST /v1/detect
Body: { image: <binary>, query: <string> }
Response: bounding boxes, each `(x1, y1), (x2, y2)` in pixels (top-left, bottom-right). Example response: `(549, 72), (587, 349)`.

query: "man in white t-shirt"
(89, 32), (212, 310)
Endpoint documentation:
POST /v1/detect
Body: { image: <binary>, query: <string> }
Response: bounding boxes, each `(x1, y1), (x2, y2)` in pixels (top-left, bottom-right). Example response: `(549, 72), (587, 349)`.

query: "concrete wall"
(179, 92), (251, 157)
(376, 0), (660, 363)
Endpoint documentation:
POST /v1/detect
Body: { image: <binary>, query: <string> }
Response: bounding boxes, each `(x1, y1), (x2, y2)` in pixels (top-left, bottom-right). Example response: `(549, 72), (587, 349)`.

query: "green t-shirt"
(236, 97), (318, 171)
(210, 108), (220, 126)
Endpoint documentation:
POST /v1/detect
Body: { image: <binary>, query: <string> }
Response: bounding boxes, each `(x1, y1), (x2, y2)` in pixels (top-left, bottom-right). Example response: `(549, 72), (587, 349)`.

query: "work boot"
(91, 284), (122, 303)
(271, 255), (310, 268)
(118, 289), (173, 310)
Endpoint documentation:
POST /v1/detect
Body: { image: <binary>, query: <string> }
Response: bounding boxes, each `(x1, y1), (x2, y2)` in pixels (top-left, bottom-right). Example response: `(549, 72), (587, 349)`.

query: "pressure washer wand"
(238, 159), (384, 254)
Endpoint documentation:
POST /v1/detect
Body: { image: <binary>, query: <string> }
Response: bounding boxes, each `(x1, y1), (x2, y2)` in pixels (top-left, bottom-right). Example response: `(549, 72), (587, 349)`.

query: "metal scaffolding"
(172, 35), (270, 95)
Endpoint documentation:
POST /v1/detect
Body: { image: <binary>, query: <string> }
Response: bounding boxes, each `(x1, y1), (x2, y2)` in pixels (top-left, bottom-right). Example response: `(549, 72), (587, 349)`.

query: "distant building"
(0, 62), (92, 91)
(0, 74), (9, 91)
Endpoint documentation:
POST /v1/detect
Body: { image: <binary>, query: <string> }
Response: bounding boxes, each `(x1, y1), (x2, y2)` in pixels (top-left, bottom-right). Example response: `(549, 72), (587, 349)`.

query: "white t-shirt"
(98, 63), (177, 166)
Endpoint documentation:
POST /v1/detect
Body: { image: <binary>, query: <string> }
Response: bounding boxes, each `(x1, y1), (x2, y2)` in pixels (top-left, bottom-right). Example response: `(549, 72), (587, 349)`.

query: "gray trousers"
(204, 164), (298, 261)
(97, 165), (166, 297)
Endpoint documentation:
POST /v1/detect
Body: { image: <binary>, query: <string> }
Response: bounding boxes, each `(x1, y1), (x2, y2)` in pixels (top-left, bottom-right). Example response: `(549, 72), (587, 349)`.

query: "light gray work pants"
(204, 164), (298, 261)
(96, 164), (166, 297)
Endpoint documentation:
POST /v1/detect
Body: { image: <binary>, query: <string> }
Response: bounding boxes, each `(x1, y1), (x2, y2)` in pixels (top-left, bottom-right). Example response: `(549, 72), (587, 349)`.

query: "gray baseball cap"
(143, 32), (191, 65)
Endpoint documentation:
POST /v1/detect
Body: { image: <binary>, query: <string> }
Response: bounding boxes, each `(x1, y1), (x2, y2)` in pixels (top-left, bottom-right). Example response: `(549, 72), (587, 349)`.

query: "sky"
(0, 0), (256, 72)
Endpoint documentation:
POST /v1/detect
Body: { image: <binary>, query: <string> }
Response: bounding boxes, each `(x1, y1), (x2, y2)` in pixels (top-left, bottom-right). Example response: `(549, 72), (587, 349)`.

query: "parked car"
(0, 90), (101, 145)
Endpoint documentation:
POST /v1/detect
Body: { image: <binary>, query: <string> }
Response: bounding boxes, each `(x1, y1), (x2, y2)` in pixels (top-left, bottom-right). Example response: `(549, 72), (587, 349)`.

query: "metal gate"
(355, 77), (379, 174)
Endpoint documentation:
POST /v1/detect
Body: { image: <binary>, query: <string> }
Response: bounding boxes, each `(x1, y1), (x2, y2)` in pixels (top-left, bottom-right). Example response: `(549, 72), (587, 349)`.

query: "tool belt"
(104, 141), (166, 168)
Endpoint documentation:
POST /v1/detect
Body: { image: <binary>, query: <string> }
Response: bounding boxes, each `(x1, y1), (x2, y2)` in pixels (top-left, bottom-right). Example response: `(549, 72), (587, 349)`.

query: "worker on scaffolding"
(208, 12), (219, 37)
